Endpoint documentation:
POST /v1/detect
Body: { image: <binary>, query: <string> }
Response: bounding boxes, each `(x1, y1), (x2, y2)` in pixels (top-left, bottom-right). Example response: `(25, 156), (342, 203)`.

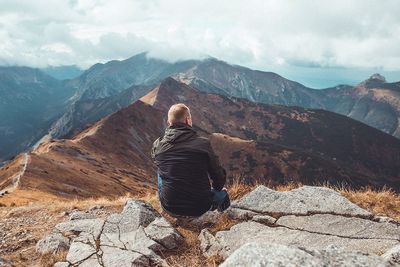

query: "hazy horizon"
(1, 0), (399, 88)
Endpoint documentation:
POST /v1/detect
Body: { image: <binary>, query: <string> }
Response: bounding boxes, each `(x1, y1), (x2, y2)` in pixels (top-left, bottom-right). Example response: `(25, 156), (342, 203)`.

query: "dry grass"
(339, 186), (400, 220)
(165, 225), (223, 267)
(39, 251), (68, 267)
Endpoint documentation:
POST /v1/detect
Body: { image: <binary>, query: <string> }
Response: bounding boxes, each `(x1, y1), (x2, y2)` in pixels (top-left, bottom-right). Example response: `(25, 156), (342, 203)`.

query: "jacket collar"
(163, 123), (196, 144)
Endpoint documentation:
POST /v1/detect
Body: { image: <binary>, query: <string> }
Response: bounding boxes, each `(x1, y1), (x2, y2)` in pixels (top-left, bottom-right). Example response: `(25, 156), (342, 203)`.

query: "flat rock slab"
(277, 214), (400, 240)
(42, 200), (184, 267)
(220, 242), (397, 267)
(200, 221), (399, 259)
(232, 185), (372, 218)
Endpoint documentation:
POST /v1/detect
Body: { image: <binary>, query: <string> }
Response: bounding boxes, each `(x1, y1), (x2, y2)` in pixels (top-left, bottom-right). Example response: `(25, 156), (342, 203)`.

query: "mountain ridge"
(1, 78), (399, 203)
(1, 53), (400, 163)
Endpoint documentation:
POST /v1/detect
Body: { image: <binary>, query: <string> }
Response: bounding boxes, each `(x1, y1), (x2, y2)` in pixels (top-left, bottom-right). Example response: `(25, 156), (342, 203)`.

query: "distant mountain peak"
(369, 73), (386, 82)
(140, 77), (192, 107)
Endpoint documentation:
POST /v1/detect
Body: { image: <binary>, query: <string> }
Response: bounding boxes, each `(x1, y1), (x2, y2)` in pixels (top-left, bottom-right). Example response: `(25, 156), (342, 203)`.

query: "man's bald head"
(168, 103), (192, 126)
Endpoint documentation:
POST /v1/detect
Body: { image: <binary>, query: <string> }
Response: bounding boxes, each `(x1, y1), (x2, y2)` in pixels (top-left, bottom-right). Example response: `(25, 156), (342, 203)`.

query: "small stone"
(69, 211), (96, 221)
(144, 217), (183, 250)
(0, 257), (12, 267)
(382, 244), (400, 264)
(227, 207), (257, 220)
(251, 214), (276, 224)
(89, 205), (104, 211)
(36, 233), (70, 254)
(53, 262), (70, 267)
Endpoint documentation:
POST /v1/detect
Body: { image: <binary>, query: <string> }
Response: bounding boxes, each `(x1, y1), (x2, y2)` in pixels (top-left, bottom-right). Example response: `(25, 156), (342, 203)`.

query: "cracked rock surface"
(220, 243), (397, 267)
(202, 186), (400, 265)
(232, 185), (373, 217)
(38, 199), (183, 267)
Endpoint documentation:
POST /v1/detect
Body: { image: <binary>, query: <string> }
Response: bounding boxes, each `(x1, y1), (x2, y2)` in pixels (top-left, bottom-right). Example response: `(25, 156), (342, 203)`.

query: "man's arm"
(151, 138), (161, 161)
(206, 141), (226, 191)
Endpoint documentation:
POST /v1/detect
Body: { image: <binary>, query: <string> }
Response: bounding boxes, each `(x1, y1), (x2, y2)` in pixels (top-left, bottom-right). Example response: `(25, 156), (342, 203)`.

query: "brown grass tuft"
(39, 251), (68, 267)
(274, 181), (303, 192)
(339, 186), (400, 220)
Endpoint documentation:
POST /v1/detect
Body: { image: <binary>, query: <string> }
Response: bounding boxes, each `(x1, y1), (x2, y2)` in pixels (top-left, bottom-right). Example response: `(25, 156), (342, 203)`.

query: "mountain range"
(0, 67), (75, 162)
(1, 78), (399, 201)
(0, 53), (399, 189)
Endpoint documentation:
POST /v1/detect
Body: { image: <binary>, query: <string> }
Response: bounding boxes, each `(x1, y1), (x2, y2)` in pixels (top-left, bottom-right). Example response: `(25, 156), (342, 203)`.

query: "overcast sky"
(0, 0), (399, 88)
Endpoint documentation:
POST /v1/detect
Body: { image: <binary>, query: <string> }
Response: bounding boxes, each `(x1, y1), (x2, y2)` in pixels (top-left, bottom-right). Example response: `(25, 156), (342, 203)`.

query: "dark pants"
(157, 173), (230, 216)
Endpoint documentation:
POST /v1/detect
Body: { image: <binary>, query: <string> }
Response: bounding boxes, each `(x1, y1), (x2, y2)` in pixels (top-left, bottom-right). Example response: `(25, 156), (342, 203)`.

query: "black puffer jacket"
(151, 123), (226, 216)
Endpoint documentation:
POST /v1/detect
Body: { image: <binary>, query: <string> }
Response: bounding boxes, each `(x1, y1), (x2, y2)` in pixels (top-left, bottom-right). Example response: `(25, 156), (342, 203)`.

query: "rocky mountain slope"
(176, 59), (400, 138)
(35, 186), (400, 267)
(321, 74), (400, 137)
(145, 78), (400, 189)
(47, 53), (400, 142)
(2, 53), (399, 163)
(1, 78), (399, 202)
(49, 53), (198, 138)
(0, 67), (75, 162)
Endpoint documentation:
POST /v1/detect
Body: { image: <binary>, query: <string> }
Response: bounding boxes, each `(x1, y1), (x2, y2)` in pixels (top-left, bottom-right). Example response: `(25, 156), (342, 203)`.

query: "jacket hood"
(163, 123), (197, 144)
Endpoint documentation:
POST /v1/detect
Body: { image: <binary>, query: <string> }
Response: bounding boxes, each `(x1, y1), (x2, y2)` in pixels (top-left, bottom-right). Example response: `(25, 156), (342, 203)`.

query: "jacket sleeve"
(151, 138), (160, 161)
(206, 140), (226, 191)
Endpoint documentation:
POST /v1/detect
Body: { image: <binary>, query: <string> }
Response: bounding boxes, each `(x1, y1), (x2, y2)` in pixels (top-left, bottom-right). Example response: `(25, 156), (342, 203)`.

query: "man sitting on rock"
(151, 103), (230, 217)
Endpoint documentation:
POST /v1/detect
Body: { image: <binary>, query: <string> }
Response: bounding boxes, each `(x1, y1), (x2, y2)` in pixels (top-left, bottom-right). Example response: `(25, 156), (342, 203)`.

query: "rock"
(54, 218), (105, 239)
(103, 200), (158, 233)
(199, 229), (221, 257)
(202, 186), (400, 262)
(144, 217), (183, 250)
(227, 207), (258, 220)
(100, 245), (152, 267)
(251, 214), (276, 224)
(69, 211), (97, 221)
(276, 214), (400, 240)
(233, 185), (372, 218)
(382, 244), (400, 264)
(376, 216), (399, 224)
(220, 242), (323, 267)
(53, 262), (70, 267)
(175, 211), (220, 229)
(0, 257), (12, 267)
(309, 245), (395, 267)
(51, 199), (182, 267)
(220, 242), (396, 267)
(36, 233), (69, 254)
(66, 234), (97, 265)
(89, 205), (104, 211)
(200, 221), (399, 259)
(60, 211), (69, 217)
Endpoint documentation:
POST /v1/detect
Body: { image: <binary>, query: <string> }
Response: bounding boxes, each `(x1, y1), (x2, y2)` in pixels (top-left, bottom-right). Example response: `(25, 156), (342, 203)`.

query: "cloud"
(0, 0), (399, 80)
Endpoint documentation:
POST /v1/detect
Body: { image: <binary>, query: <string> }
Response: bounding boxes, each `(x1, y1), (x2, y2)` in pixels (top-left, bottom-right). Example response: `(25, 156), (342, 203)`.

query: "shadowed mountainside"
(0, 67), (75, 162)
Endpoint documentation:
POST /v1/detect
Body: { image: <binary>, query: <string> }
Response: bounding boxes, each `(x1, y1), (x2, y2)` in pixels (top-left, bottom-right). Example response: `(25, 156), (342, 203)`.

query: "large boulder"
(220, 242), (396, 267)
(200, 221), (399, 259)
(231, 185), (372, 218)
(37, 199), (183, 267)
(201, 185), (400, 263)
